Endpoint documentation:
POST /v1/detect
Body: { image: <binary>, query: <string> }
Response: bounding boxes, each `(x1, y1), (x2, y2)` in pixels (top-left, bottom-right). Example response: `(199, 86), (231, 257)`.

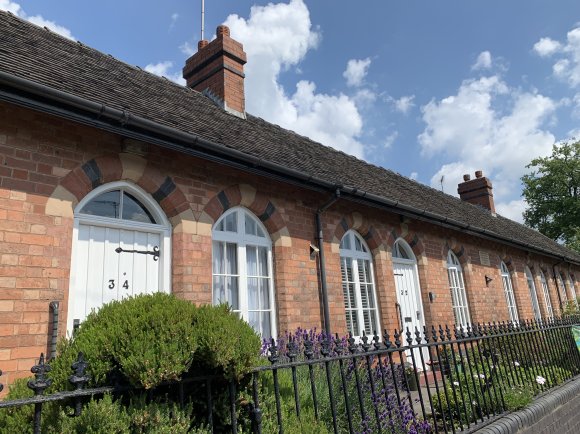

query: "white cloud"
(472, 51), (492, 70)
(343, 58), (371, 87)
(0, 0), (74, 39)
(224, 0), (365, 157)
(169, 13), (179, 30)
(179, 41), (196, 57)
(409, 172), (418, 181)
(495, 199), (526, 223)
(533, 37), (562, 57)
(144, 61), (186, 85)
(394, 95), (415, 114)
(534, 27), (580, 87)
(419, 76), (556, 210)
(383, 131), (398, 149)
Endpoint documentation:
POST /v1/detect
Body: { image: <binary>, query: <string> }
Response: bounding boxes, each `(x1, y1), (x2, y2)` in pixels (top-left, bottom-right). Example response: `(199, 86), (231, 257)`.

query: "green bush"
(1, 294), (261, 432)
(50, 293), (200, 390)
(190, 304), (261, 381)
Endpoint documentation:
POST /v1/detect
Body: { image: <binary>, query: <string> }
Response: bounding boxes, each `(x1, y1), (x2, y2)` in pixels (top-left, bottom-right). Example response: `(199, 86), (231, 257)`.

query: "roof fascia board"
(0, 71), (577, 266)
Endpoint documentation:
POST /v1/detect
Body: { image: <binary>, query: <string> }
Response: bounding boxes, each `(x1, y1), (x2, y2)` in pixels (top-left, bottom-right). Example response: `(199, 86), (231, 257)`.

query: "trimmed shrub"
(191, 304), (261, 381)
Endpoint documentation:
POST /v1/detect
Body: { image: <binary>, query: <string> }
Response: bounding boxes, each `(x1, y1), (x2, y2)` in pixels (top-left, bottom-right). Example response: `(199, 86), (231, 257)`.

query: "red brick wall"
(0, 101), (578, 394)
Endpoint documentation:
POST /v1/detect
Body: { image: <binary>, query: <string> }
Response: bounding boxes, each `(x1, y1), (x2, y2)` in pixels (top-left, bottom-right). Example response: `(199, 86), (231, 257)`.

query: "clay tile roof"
(1, 10), (578, 263)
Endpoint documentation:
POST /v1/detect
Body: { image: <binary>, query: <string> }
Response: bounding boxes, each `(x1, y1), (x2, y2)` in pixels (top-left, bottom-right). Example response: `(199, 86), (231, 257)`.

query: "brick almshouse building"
(0, 11), (579, 390)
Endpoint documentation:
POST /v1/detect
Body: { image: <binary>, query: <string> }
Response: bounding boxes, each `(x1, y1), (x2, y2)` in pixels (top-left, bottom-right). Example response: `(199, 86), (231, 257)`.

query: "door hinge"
(115, 246), (160, 261)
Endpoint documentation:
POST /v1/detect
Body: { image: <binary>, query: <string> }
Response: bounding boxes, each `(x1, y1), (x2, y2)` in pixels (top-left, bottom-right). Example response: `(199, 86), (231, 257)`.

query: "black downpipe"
(48, 301), (59, 360)
(316, 190), (341, 336)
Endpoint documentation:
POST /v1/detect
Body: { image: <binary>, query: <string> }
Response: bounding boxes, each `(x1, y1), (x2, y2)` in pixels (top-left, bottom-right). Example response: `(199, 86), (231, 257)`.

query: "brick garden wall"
(1, 101), (579, 393)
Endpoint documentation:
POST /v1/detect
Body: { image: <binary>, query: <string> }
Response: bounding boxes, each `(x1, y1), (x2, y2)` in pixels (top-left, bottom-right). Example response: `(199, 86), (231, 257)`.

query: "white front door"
(393, 261), (429, 365)
(68, 223), (162, 332)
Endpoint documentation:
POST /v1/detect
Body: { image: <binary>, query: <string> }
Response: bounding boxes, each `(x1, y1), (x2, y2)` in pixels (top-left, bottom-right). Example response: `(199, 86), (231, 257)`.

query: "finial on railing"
(414, 326), (422, 345)
(28, 353), (52, 395)
(383, 329), (392, 349)
(0, 369), (3, 393)
(287, 336), (298, 361)
(69, 352), (90, 389)
(268, 338), (279, 364)
(422, 325), (430, 343)
(373, 331), (381, 351)
(304, 333), (314, 360)
(334, 333), (344, 355)
(320, 335), (331, 357)
(431, 325), (438, 342)
(347, 332), (357, 354)
(393, 329), (402, 348)
(361, 331), (371, 352)
(405, 327), (413, 346)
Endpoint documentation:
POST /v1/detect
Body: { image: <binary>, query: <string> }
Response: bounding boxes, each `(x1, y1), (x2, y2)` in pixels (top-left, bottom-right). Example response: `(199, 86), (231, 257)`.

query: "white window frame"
(539, 271), (554, 320)
(565, 273), (578, 307)
(212, 207), (276, 339)
(340, 230), (381, 338)
(446, 251), (471, 328)
(524, 267), (541, 321)
(556, 273), (567, 304)
(500, 262), (519, 323)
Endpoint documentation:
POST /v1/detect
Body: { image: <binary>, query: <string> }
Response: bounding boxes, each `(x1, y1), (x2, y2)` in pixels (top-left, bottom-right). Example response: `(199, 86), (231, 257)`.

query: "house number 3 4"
(108, 279), (129, 290)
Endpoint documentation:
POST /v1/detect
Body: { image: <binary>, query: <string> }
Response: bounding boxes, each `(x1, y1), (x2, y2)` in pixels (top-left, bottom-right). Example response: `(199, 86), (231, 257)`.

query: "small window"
(556, 274), (567, 303)
(447, 251), (471, 327)
(524, 267), (541, 321)
(79, 189), (155, 224)
(392, 240), (411, 259)
(500, 262), (519, 323)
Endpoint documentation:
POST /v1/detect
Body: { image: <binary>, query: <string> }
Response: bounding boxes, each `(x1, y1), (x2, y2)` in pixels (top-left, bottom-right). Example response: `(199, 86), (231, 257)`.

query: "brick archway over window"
(48, 154), (189, 219)
(333, 212), (382, 251)
(200, 184), (290, 244)
(386, 226), (425, 258)
(442, 242), (468, 267)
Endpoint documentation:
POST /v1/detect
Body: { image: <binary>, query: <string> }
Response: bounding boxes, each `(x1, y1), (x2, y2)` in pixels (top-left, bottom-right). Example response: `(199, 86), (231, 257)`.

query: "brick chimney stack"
(182, 25), (247, 118)
(457, 170), (496, 214)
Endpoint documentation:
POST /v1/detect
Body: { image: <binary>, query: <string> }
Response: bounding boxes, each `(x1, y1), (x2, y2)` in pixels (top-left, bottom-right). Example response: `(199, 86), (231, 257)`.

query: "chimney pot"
(183, 24), (247, 117)
(457, 170), (495, 214)
(216, 25), (230, 37)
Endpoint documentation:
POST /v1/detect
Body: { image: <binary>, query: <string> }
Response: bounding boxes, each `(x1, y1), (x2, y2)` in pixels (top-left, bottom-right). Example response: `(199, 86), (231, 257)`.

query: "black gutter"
(0, 70), (578, 266)
(316, 190), (341, 336)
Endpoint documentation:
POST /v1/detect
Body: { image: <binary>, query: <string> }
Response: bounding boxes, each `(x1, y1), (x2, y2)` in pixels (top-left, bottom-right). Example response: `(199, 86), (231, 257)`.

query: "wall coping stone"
(475, 376), (580, 433)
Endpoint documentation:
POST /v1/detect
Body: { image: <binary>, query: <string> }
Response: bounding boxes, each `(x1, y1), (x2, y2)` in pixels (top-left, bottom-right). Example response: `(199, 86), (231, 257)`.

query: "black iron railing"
(1, 316), (579, 433)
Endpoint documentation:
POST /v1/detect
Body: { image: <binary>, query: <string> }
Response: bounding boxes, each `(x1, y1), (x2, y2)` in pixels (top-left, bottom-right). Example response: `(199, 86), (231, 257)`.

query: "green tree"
(521, 140), (580, 252)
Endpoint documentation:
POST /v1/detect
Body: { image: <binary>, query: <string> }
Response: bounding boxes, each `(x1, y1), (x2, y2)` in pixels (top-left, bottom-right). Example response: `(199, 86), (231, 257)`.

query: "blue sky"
(3, 0), (580, 222)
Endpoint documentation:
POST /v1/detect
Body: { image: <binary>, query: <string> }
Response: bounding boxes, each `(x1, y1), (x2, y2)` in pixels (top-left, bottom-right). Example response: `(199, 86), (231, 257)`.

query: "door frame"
(66, 181), (172, 334)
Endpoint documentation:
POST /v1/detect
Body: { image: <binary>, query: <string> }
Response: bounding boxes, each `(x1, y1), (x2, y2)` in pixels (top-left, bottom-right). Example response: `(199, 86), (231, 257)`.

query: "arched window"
(212, 207), (275, 338)
(524, 267), (541, 320)
(556, 273), (567, 304)
(500, 262), (519, 323)
(340, 231), (380, 337)
(539, 271), (554, 320)
(392, 240), (412, 260)
(447, 251), (471, 327)
(565, 273), (578, 307)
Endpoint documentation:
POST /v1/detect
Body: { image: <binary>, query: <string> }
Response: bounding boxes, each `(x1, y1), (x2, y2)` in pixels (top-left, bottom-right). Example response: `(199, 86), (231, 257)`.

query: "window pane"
(258, 247), (268, 277)
(80, 190), (121, 218)
(260, 278), (270, 309)
(341, 234), (351, 250)
(213, 241), (224, 274)
(261, 312), (271, 339)
(249, 311), (260, 333)
(227, 276), (239, 310)
(122, 192), (155, 223)
(226, 243), (237, 274)
(246, 246), (257, 276)
(213, 276), (225, 304)
(245, 215), (257, 236)
(354, 236), (363, 251)
(247, 277), (259, 310)
(225, 212), (237, 232)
